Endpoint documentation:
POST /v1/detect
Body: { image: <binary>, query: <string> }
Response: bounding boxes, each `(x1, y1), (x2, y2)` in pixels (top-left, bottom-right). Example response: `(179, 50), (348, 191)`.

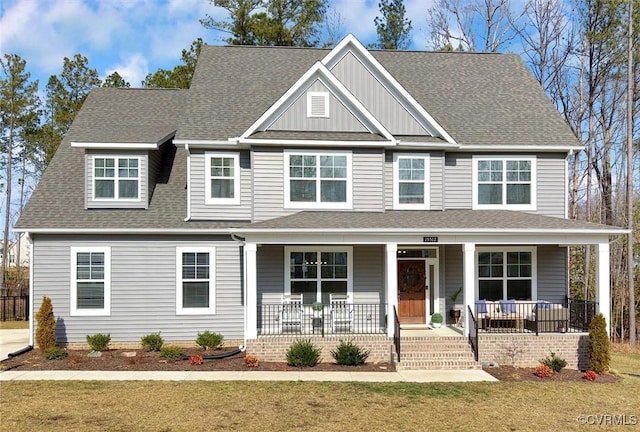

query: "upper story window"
(307, 92), (329, 118)
(284, 151), (352, 209)
(393, 153), (430, 209)
(205, 153), (240, 205)
(93, 156), (140, 200)
(70, 246), (111, 316)
(472, 156), (536, 210)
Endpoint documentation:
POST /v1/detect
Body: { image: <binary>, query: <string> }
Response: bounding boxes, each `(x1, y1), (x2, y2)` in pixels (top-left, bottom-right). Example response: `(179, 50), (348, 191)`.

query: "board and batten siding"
(383, 151), (444, 210)
(31, 234), (244, 344)
(330, 51), (429, 135)
(269, 80), (368, 132)
(189, 149), (252, 220)
(85, 150), (148, 209)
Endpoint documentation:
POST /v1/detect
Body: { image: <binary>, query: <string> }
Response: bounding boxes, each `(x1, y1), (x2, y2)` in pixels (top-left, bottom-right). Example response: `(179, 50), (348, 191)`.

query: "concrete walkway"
(0, 369), (497, 382)
(0, 329), (29, 361)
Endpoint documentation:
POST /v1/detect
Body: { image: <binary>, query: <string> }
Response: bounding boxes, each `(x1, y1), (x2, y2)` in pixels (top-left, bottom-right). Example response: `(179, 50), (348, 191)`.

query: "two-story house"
(15, 35), (626, 368)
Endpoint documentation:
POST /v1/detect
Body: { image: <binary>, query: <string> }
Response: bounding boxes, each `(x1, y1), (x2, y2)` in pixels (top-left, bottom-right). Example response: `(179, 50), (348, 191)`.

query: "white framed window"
(205, 152), (240, 205)
(472, 156), (536, 210)
(285, 246), (353, 304)
(306, 91), (329, 118)
(176, 247), (216, 315)
(93, 156), (141, 200)
(284, 150), (352, 209)
(393, 153), (430, 209)
(70, 247), (111, 316)
(476, 247), (537, 301)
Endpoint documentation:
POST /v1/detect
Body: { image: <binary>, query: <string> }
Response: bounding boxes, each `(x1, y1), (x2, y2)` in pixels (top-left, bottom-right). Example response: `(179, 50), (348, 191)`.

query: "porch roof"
(236, 210), (628, 235)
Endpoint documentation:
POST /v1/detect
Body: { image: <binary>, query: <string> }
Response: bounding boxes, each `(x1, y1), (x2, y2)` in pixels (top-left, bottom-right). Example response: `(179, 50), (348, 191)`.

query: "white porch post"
(596, 241), (611, 336)
(245, 243), (258, 340)
(386, 242), (398, 338)
(463, 243), (476, 337)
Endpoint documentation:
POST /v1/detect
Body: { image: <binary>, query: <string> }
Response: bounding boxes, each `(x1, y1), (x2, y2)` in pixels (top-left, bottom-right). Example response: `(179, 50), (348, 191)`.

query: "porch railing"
(473, 299), (597, 335)
(1, 295), (29, 321)
(258, 302), (387, 336)
(393, 306), (401, 362)
(468, 305), (478, 361)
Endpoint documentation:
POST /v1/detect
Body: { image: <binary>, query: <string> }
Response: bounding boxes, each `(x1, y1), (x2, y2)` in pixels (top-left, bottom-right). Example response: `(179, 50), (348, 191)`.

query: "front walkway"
(0, 329), (29, 361)
(0, 369), (497, 383)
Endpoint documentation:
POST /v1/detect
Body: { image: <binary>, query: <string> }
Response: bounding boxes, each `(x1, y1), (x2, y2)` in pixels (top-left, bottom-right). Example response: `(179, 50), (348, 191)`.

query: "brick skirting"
(61, 339), (245, 351)
(478, 333), (588, 369)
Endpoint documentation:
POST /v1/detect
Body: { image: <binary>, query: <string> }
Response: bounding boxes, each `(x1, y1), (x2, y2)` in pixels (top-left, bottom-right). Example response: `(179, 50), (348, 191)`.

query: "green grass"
(0, 320), (28, 330)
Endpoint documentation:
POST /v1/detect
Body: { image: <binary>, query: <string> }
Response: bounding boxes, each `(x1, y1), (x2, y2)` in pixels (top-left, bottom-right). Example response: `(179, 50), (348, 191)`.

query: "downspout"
(184, 144), (191, 221)
(27, 231), (33, 347)
(231, 233), (247, 349)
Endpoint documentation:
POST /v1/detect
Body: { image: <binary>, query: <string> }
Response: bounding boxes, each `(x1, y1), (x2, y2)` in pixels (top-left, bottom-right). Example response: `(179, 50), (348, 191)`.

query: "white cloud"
(105, 53), (149, 87)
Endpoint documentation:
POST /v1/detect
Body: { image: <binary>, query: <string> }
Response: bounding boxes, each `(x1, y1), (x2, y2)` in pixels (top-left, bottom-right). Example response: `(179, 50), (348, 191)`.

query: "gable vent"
(307, 92), (329, 118)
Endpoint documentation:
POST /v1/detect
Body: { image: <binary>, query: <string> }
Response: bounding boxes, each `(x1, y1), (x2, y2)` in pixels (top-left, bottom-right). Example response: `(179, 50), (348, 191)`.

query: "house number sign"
(423, 236), (438, 243)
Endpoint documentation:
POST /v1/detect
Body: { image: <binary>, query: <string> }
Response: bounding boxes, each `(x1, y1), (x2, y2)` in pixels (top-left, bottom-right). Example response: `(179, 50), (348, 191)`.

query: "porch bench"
(525, 304), (570, 333)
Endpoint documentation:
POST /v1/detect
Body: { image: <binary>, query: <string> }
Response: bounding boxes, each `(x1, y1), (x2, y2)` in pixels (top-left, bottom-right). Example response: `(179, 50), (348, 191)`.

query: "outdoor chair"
(330, 293), (352, 333)
(280, 294), (303, 333)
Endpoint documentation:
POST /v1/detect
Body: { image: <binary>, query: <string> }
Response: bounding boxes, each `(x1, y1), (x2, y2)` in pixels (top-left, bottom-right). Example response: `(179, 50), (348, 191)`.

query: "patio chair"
(330, 293), (352, 333)
(280, 294), (303, 333)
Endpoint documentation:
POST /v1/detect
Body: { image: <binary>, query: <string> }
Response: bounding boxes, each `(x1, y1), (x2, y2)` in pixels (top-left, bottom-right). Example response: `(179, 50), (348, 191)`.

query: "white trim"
(91, 155), (142, 202)
(472, 156), (537, 211)
(238, 138), (393, 147)
(283, 150), (353, 209)
(393, 153), (430, 210)
(72, 142), (158, 150)
(463, 243), (476, 337)
(204, 152), (241, 205)
(70, 246), (111, 317)
(184, 145), (192, 221)
(306, 91), (329, 118)
(245, 243), (258, 339)
(176, 247), (216, 315)
(596, 242), (611, 335)
(284, 246), (353, 303)
(27, 232), (34, 346)
(461, 144), (584, 152)
(475, 246), (538, 301)
(386, 243), (398, 338)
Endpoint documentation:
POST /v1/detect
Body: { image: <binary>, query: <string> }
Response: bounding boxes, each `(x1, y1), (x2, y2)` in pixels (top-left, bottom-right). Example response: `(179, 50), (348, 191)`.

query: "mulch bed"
(0, 348), (394, 372)
(482, 365), (617, 383)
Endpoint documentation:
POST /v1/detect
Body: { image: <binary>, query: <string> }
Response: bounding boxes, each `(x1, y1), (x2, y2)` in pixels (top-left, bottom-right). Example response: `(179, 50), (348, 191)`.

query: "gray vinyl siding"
(86, 150), (148, 209)
(384, 151), (443, 210)
(256, 245), (285, 304)
(147, 147), (162, 201)
(352, 149), (384, 212)
(444, 153), (473, 209)
(536, 245), (567, 302)
(443, 244), (463, 311)
(536, 153), (566, 217)
(189, 150), (252, 220)
(31, 234), (244, 344)
(269, 80), (367, 132)
(330, 51), (429, 135)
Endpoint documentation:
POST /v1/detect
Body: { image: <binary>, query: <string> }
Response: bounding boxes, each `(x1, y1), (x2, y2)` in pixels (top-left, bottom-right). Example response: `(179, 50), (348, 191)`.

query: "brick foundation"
(62, 339), (245, 351)
(478, 333), (588, 369)
(246, 335), (394, 363)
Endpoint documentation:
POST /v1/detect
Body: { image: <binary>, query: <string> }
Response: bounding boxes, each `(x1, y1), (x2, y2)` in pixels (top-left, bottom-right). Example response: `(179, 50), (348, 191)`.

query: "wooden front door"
(397, 260), (427, 324)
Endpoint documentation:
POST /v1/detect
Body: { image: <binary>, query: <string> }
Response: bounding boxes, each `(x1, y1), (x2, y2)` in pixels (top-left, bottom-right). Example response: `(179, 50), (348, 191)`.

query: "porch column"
(245, 243), (258, 340)
(596, 241), (611, 336)
(386, 242), (398, 338)
(463, 243), (476, 337)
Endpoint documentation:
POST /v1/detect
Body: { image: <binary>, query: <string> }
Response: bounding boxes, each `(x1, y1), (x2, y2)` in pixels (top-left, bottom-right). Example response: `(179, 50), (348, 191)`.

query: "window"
(176, 247), (215, 314)
(472, 157), (535, 210)
(284, 151), (352, 209)
(205, 153), (240, 205)
(393, 154), (430, 209)
(93, 156), (140, 200)
(70, 247), (111, 316)
(285, 247), (352, 304)
(307, 92), (329, 118)
(477, 247), (536, 301)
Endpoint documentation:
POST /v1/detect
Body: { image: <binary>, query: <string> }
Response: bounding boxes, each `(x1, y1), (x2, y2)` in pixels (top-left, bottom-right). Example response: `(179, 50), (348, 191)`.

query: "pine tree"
(587, 313), (611, 374)
(35, 296), (57, 352)
(374, 0), (412, 49)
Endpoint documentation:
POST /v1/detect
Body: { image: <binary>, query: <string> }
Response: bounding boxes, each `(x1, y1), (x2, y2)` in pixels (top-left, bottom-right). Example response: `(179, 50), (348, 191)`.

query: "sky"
(0, 0), (435, 88)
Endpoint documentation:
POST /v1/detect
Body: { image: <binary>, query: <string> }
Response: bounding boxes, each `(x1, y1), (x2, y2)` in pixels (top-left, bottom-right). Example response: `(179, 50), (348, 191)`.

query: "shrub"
(141, 332), (164, 351)
(583, 370), (598, 381)
(588, 313), (610, 375)
(195, 330), (224, 350)
(330, 340), (370, 366)
(86, 333), (111, 352)
(534, 364), (554, 378)
(35, 296), (56, 353)
(244, 355), (259, 367)
(160, 345), (186, 360)
(286, 339), (321, 367)
(189, 354), (203, 365)
(431, 313), (444, 324)
(540, 351), (567, 373)
(45, 346), (68, 360)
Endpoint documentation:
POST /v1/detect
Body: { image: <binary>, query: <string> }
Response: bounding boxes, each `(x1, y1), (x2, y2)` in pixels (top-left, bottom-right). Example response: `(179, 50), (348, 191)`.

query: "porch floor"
(400, 325), (463, 338)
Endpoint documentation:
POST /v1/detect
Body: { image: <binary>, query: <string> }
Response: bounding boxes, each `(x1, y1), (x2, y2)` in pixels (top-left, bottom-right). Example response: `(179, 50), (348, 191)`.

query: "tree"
(626, 0), (636, 348)
(201, 0), (327, 46)
(102, 71), (130, 88)
(143, 39), (203, 89)
(0, 54), (39, 294)
(374, 0), (412, 49)
(322, 7), (345, 48)
(35, 296), (56, 352)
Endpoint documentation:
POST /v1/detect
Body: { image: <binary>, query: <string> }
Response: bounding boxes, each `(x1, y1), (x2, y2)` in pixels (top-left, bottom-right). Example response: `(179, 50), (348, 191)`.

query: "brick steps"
(396, 337), (478, 370)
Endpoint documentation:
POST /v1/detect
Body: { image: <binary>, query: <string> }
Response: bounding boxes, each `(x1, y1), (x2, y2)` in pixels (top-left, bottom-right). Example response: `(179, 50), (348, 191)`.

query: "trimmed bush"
(244, 355), (259, 367)
(286, 339), (321, 367)
(331, 340), (370, 366)
(540, 351), (567, 373)
(588, 313), (610, 374)
(534, 364), (553, 378)
(45, 346), (68, 360)
(141, 332), (164, 351)
(86, 333), (111, 352)
(195, 330), (224, 350)
(35, 296), (56, 353)
(189, 354), (203, 365)
(160, 345), (186, 360)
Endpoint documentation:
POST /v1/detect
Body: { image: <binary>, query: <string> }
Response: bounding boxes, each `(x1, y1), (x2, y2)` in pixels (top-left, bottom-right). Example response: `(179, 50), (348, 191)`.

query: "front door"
(397, 260), (427, 324)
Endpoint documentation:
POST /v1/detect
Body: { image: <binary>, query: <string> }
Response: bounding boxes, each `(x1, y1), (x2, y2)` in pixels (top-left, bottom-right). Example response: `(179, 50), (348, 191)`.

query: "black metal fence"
(393, 306), (400, 362)
(468, 305), (478, 361)
(258, 302), (387, 336)
(1, 295), (29, 321)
